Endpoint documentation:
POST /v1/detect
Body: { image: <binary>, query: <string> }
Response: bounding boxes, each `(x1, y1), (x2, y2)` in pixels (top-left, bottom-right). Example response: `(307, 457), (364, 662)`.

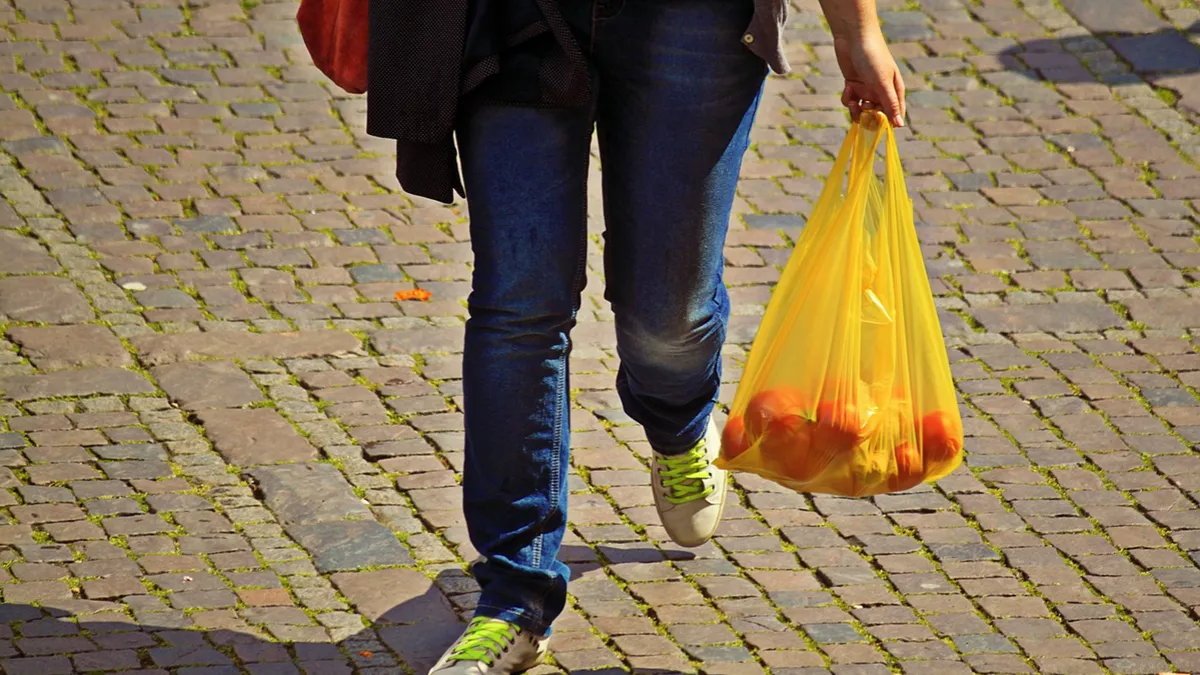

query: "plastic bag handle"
(879, 115), (910, 207)
(809, 113), (891, 208)
(812, 119), (860, 207)
(732, 113), (901, 413)
(737, 115), (882, 402)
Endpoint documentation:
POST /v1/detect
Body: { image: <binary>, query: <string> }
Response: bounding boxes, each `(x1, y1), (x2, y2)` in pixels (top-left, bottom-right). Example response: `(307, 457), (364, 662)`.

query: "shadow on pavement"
(0, 545), (694, 674)
(0, 568), (464, 675)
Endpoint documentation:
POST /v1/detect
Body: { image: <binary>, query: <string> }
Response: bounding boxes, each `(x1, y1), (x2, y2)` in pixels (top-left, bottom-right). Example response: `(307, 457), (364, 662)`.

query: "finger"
(893, 70), (907, 127)
(860, 100), (879, 123)
(842, 86), (861, 119)
(882, 79), (904, 128)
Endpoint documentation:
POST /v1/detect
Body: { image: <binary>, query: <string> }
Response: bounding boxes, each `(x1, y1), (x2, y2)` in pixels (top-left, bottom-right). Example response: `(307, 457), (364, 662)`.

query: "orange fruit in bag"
(745, 387), (809, 439)
(921, 410), (963, 468)
(768, 418), (822, 482)
(887, 441), (924, 492)
(745, 388), (823, 482)
(721, 415), (751, 461)
(811, 400), (862, 456)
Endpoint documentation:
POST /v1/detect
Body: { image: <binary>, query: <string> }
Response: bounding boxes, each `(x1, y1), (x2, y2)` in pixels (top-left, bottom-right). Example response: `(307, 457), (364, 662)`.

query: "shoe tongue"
(474, 619), (512, 638)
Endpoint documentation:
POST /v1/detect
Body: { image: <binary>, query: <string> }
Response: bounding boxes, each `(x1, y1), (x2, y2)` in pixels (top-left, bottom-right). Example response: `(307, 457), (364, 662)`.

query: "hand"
(833, 31), (906, 127)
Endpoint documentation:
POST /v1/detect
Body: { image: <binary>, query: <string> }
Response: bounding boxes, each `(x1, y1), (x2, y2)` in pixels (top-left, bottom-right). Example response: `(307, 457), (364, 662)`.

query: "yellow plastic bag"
(716, 111), (963, 497)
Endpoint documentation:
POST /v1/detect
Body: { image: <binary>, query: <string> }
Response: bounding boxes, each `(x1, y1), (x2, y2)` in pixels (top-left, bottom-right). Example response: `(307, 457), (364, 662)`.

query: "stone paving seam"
(4, 0), (1200, 673)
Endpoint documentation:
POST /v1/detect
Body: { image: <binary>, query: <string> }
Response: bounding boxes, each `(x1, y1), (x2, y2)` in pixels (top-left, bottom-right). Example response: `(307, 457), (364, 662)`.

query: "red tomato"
(721, 415), (751, 461)
(745, 386), (809, 439)
(887, 442), (924, 492)
(767, 416), (823, 482)
(811, 400), (862, 455)
(745, 388), (823, 482)
(921, 410), (963, 468)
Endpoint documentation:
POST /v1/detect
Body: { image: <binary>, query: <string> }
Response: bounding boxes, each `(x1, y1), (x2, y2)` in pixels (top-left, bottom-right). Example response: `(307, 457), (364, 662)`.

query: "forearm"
(817, 0), (881, 40)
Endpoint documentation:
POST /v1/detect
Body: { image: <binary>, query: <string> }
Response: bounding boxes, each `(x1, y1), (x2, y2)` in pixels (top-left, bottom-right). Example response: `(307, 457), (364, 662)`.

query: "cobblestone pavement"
(2, 0), (1200, 673)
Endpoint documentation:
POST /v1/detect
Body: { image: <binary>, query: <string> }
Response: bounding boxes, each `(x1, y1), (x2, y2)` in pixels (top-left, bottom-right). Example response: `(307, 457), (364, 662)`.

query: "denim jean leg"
(593, 0), (767, 455)
(456, 99), (594, 636)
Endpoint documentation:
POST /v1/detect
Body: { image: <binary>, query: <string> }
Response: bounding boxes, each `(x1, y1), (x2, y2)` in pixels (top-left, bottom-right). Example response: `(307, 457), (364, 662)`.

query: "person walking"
(366, 0), (906, 672)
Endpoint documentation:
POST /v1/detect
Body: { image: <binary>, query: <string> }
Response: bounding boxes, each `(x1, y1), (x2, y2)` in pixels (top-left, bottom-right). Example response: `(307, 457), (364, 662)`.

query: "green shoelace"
(447, 618), (520, 666)
(658, 440), (715, 505)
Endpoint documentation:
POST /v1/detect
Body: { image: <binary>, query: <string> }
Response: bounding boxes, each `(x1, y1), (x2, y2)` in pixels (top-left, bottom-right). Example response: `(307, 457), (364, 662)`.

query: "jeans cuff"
(648, 419), (711, 456)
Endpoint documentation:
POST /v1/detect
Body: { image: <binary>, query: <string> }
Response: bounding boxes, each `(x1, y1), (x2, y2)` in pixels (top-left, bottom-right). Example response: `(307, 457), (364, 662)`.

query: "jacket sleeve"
(394, 140), (465, 204)
(366, 0), (469, 204)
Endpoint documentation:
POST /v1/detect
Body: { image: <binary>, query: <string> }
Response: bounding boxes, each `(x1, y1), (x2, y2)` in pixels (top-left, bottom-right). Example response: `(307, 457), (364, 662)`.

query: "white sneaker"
(651, 418), (728, 548)
(428, 617), (549, 675)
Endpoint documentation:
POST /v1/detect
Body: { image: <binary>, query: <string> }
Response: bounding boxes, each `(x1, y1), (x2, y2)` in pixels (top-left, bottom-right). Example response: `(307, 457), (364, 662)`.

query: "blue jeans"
(457, 0), (766, 636)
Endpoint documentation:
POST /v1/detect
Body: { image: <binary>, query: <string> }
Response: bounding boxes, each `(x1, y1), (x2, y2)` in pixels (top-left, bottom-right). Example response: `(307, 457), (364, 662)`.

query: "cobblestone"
(1, 0), (1200, 672)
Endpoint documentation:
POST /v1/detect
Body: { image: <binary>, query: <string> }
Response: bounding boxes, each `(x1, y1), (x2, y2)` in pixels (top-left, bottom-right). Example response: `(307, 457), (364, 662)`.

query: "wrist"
(831, 18), (882, 43)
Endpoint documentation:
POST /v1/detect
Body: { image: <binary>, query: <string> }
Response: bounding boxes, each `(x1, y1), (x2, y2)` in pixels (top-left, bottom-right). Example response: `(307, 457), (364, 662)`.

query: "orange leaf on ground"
(359, 651), (373, 658)
(394, 288), (432, 302)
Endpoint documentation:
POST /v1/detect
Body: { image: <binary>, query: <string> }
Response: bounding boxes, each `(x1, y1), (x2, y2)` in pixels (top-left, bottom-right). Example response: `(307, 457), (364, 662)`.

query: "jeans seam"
(537, 106), (591, 579)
